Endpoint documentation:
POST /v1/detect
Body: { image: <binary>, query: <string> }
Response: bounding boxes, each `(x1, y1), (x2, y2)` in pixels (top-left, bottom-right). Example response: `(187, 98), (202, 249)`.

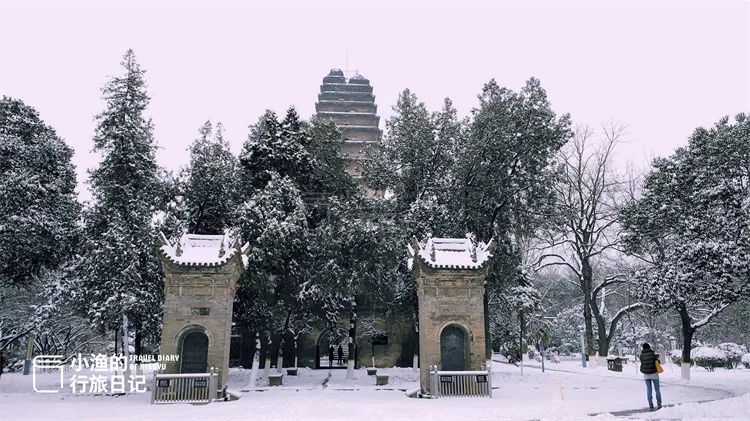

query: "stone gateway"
(408, 237), (495, 395)
(157, 232), (247, 392)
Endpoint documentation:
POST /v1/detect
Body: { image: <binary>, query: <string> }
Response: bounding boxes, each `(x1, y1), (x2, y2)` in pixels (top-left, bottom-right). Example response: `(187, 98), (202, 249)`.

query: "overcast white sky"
(1, 0), (749, 200)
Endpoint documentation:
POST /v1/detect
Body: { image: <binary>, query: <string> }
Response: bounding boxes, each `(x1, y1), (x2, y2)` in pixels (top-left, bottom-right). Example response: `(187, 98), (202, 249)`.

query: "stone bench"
(375, 374), (389, 386)
(268, 374), (283, 386)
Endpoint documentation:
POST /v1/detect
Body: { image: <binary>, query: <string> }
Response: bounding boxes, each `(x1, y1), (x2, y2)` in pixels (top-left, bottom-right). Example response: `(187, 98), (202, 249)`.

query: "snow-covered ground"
(1, 358), (748, 420)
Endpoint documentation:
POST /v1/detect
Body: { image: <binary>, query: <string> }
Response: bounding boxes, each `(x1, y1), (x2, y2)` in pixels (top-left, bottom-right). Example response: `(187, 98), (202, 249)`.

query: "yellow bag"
(655, 360), (664, 374)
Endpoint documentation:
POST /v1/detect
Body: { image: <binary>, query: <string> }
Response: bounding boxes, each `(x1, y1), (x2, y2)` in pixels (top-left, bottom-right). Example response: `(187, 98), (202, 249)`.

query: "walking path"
(493, 358), (741, 419)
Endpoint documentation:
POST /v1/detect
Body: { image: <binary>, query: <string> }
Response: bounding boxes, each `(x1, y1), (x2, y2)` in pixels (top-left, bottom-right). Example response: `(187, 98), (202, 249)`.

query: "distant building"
(315, 68), (381, 178)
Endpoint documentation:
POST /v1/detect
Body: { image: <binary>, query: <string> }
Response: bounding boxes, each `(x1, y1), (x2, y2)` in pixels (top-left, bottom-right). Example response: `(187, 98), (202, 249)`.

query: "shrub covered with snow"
(547, 343), (576, 356)
(692, 346), (727, 371)
(527, 345), (538, 359)
(717, 343), (747, 368)
(742, 353), (750, 369)
(669, 349), (683, 364)
(559, 342), (576, 356)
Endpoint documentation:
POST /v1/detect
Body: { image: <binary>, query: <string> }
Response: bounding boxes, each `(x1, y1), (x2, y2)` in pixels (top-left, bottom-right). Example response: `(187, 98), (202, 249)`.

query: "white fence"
(151, 368), (218, 404)
(429, 366), (492, 398)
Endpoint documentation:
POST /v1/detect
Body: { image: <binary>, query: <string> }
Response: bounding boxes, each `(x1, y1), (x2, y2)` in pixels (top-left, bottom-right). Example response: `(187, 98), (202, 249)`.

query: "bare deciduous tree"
(535, 122), (641, 361)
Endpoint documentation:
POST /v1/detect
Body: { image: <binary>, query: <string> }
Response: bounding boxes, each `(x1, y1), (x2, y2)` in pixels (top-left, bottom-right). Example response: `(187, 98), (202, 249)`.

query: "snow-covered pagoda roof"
(158, 231), (248, 267)
(407, 236), (495, 270)
(348, 73), (370, 84)
(328, 68), (344, 77)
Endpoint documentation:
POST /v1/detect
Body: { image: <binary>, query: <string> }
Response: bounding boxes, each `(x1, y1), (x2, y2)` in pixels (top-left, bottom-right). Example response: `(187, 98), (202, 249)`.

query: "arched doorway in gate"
(440, 324), (468, 371)
(314, 327), (349, 369)
(180, 330), (209, 373)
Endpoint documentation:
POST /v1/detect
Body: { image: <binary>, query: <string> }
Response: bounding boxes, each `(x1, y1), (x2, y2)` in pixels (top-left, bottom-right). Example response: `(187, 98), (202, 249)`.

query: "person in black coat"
(640, 343), (662, 410)
(337, 344), (344, 365)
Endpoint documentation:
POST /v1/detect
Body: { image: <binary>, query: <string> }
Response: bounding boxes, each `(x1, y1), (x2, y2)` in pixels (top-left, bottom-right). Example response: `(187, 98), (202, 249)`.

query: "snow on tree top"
(159, 231), (247, 267)
(407, 236), (495, 270)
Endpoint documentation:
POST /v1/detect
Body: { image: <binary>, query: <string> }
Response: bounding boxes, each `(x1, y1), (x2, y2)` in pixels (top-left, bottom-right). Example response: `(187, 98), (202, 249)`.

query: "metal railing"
(429, 366), (492, 398)
(151, 368), (218, 404)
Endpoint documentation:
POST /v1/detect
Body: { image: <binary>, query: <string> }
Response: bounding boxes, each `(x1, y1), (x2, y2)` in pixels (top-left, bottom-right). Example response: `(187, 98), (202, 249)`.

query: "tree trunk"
(247, 332), (260, 390)
(293, 333), (299, 369)
(595, 316), (609, 366)
(484, 290), (492, 371)
(678, 305), (695, 380)
(276, 334), (284, 373)
(134, 324), (142, 374)
(263, 333), (272, 381)
(583, 291), (595, 356)
(581, 259), (595, 357)
(134, 325), (142, 358)
(121, 313), (131, 382)
(277, 313), (291, 373)
(590, 298), (610, 359)
(520, 312), (526, 354)
(346, 300), (357, 380)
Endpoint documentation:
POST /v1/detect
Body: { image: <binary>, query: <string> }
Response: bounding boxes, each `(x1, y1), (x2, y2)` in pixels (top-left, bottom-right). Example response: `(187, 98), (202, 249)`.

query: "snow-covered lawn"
(1, 358), (748, 420)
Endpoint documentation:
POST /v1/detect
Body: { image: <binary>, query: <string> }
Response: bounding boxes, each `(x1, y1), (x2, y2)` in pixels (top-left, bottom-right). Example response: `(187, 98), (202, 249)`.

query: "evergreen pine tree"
(76, 50), (163, 350)
(156, 168), (188, 243)
(622, 113), (750, 378)
(365, 89), (455, 213)
(305, 117), (356, 200)
(234, 173), (310, 374)
(0, 97), (80, 287)
(237, 108), (313, 193)
(0, 97), (81, 355)
(455, 78), (572, 360)
(183, 120), (237, 235)
(457, 78), (572, 243)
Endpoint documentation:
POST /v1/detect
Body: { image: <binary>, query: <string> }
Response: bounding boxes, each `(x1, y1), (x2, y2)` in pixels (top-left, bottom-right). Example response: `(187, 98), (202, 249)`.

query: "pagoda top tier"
(322, 68), (372, 86)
